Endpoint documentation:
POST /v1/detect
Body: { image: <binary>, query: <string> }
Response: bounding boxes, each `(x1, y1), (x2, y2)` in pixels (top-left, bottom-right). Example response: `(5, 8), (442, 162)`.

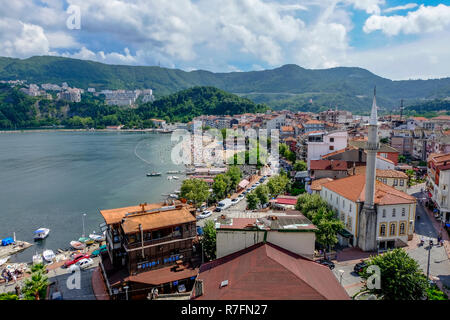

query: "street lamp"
(338, 269), (345, 285)
(123, 285), (129, 300)
(377, 237), (382, 255)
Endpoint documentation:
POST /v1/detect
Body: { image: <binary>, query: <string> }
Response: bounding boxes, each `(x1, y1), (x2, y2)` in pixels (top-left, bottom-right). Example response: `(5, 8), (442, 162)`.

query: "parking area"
(48, 267), (96, 300)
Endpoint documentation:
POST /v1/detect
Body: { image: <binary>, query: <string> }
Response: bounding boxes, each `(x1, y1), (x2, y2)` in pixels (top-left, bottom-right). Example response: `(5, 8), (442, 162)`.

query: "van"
(217, 198), (232, 210)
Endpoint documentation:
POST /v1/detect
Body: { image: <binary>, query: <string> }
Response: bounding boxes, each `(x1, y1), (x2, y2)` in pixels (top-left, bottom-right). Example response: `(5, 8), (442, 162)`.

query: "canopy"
(238, 179), (250, 189)
(34, 228), (46, 234)
(1, 237), (14, 246)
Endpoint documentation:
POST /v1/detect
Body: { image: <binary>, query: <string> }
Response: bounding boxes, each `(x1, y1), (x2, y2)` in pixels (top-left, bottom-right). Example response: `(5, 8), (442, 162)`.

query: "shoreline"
(0, 128), (174, 134)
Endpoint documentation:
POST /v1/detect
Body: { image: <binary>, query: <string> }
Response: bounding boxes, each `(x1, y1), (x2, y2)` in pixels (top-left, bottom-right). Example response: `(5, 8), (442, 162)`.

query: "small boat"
(172, 176), (179, 180)
(147, 172), (161, 177)
(34, 228), (50, 240)
(0, 256), (10, 266)
(79, 237), (94, 245)
(70, 240), (86, 250)
(43, 250), (56, 262)
(167, 176), (173, 180)
(32, 252), (43, 265)
(169, 194), (179, 199)
(167, 170), (183, 174)
(89, 232), (105, 242)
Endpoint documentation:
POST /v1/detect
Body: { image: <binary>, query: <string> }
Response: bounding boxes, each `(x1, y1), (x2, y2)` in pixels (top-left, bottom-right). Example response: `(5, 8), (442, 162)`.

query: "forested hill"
(0, 85), (267, 129)
(2, 56), (450, 112)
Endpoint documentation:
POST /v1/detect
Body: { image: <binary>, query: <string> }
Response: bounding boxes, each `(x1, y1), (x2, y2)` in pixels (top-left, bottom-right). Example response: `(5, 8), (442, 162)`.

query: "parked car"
(316, 259), (335, 270)
(63, 254), (90, 268)
(354, 260), (368, 274)
(69, 258), (94, 272)
(214, 207), (222, 212)
(197, 210), (212, 219)
(231, 198), (240, 204)
(238, 194), (245, 199)
(90, 245), (107, 257)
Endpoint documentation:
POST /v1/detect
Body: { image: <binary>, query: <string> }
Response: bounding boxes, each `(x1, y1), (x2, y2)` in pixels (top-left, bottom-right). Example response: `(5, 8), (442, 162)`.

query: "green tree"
(0, 292), (18, 300)
(359, 248), (429, 300)
(201, 220), (217, 261)
(212, 174), (230, 200)
(406, 169), (415, 187)
(293, 160), (307, 172)
(315, 217), (344, 259)
(398, 155), (406, 163)
(225, 166), (242, 191)
(267, 174), (290, 197)
(246, 192), (259, 210)
(380, 137), (389, 144)
(254, 185), (269, 205)
(22, 263), (49, 300)
(180, 179), (210, 207)
(426, 285), (448, 300)
(287, 150), (297, 162)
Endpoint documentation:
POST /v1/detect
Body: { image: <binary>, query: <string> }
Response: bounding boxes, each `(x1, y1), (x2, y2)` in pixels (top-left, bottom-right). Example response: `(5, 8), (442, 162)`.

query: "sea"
(0, 131), (185, 262)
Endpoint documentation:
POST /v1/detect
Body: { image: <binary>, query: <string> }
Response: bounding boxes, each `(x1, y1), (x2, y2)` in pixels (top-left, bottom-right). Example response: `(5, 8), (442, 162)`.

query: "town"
(1, 87), (449, 301)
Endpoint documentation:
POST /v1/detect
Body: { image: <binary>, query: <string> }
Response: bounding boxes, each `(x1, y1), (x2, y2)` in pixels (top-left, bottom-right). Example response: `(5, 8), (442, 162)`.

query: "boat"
(34, 228), (50, 240)
(169, 194), (179, 199)
(172, 176), (179, 180)
(167, 170), (183, 174)
(70, 240), (86, 250)
(43, 250), (56, 262)
(79, 237), (94, 245)
(146, 172), (161, 177)
(167, 176), (173, 180)
(89, 232), (105, 242)
(0, 256), (10, 266)
(32, 252), (43, 265)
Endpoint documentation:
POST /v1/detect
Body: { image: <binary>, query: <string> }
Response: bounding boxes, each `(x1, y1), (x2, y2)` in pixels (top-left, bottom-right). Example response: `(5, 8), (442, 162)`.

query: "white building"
(320, 174), (416, 250)
(427, 153), (450, 224)
(306, 131), (348, 168)
(215, 214), (316, 259)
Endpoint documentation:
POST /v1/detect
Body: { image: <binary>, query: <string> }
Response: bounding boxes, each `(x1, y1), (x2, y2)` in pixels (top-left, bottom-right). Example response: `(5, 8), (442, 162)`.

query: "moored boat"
(146, 172), (161, 176)
(70, 240), (86, 250)
(43, 249), (56, 262)
(89, 232), (105, 242)
(79, 237), (94, 245)
(34, 228), (50, 240)
(0, 256), (10, 266)
(32, 252), (43, 265)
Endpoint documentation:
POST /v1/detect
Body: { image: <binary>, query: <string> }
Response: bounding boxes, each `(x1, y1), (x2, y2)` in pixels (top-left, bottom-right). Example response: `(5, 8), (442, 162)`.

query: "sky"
(0, 0), (450, 80)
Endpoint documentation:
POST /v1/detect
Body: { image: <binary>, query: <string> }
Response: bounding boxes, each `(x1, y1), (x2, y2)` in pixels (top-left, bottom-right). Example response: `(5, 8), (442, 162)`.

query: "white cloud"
(344, 0), (385, 15)
(364, 4), (450, 35)
(0, 18), (50, 57)
(383, 3), (418, 13)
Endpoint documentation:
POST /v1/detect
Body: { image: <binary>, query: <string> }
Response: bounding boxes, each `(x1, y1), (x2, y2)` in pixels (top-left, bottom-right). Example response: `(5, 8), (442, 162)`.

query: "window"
(383, 178), (387, 184)
(340, 213), (345, 222)
(389, 223), (396, 236)
(330, 137), (334, 142)
(347, 216), (353, 230)
(342, 200), (345, 209)
(392, 208), (396, 217)
(400, 179), (404, 186)
(329, 145), (334, 151)
(399, 223), (406, 235)
(380, 223), (386, 237)
(382, 209), (386, 218)
(349, 204), (352, 212)
(401, 208), (406, 217)
(393, 179), (398, 186)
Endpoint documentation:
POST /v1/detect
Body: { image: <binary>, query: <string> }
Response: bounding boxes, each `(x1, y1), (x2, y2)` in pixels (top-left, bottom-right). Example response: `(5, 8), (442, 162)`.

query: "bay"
(0, 131), (184, 262)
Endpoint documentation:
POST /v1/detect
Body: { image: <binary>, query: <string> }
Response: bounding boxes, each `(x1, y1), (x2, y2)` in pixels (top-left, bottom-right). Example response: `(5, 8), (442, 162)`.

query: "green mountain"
(0, 84), (267, 129)
(1, 56), (450, 112)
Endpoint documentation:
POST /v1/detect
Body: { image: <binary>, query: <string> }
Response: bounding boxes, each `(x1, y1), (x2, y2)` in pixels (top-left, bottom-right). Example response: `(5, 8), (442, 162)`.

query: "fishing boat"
(34, 228), (50, 241)
(43, 249), (56, 262)
(70, 240), (86, 250)
(79, 237), (94, 245)
(146, 172), (161, 176)
(89, 231), (105, 242)
(32, 252), (43, 265)
(0, 256), (10, 266)
(172, 175), (179, 180)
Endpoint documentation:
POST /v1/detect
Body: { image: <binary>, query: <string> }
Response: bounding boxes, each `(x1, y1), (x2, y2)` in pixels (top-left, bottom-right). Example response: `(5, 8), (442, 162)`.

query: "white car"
(69, 258), (94, 272)
(197, 210), (212, 219)
(231, 198), (240, 204)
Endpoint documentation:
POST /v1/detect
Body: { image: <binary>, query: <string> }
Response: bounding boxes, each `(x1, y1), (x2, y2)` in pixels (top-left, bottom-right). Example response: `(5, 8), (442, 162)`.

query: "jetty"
(0, 240), (33, 258)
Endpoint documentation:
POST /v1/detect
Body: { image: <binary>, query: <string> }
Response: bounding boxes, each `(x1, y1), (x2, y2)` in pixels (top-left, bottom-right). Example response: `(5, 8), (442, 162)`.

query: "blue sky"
(1, 0), (450, 80)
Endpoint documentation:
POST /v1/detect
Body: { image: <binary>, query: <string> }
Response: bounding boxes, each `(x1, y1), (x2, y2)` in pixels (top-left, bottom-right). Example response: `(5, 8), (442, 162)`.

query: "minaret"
(357, 87), (379, 251)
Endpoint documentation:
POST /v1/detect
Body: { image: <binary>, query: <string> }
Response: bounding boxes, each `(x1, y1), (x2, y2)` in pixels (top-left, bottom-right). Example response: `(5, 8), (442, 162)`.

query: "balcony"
(124, 233), (194, 251)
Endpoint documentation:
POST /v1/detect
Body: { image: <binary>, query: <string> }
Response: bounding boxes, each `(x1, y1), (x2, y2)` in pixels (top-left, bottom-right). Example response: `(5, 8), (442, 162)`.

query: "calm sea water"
(0, 131), (184, 262)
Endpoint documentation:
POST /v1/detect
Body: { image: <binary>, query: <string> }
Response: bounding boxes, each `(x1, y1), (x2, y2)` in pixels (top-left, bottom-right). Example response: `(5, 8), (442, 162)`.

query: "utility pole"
(426, 237), (433, 281)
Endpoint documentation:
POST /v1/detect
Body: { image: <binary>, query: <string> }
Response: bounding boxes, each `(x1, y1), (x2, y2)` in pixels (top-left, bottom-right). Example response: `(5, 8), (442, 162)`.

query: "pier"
(0, 241), (33, 258)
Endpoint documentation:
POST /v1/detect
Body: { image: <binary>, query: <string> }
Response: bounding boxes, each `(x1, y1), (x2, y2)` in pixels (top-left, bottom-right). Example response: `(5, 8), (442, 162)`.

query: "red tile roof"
(192, 242), (349, 300)
(322, 174), (416, 205)
(310, 178), (334, 191)
(310, 160), (348, 171)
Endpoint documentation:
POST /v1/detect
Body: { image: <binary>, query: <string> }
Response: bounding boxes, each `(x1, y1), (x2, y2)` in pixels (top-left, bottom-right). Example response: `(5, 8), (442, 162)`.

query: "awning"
(238, 179), (250, 189)
(338, 229), (353, 238)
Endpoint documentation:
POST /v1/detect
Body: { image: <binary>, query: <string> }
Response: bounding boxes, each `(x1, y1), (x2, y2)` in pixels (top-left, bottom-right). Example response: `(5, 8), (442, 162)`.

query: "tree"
(254, 185), (269, 205)
(246, 192), (259, 210)
(201, 220), (217, 261)
(180, 179), (210, 207)
(22, 263), (49, 300)
(398, 155), (406, 163)
(315, 217), (344, 259)
(287, 150), (297, 162)
(212, 174), (230, 200)
(359, 248), (429, 300)
(293, 160), (307, 172)
(406, 169), (415, 187)
(267, 174), (289, 197)
(225, 166), (242, 191)
(380, 137), (389, 144)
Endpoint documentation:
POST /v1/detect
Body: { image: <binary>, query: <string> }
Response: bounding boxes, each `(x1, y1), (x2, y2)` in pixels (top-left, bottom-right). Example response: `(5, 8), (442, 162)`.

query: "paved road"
(410, 190), (450, 287)
(48, 267), (96, 300)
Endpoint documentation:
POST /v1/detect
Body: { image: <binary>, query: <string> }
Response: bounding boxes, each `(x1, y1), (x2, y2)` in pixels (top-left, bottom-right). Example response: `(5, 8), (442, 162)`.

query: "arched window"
(389, 223), (396, 236)
(380, 224), (386, 237)
(399, 223), (405, 235)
